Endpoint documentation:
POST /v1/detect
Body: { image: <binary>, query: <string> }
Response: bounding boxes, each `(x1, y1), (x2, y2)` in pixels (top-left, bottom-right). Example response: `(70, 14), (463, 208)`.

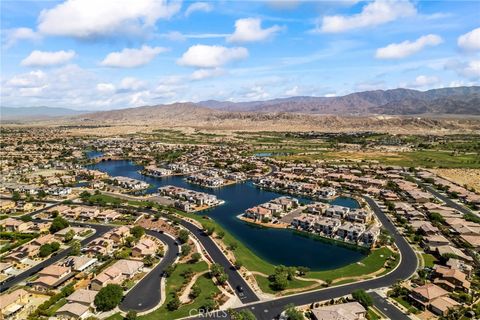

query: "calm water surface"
(86, 159), (366, 270)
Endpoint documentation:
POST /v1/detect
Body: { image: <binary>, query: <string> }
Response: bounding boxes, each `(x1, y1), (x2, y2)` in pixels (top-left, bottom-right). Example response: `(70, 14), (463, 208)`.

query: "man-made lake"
(86, 160), (366, 270)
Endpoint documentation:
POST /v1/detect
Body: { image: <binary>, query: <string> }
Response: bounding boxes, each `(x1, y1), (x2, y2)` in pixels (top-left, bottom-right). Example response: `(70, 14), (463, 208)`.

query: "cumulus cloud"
(96, 83), (116, 93)
(318, 0), (416, 33)
(190, 68), (225, 80)
(6, 70), (47, 88)
(227, 18), (283, 43)
(375, 34), (442, 59)
(21, 50), (76, 67)
(457, 27), (480, 52)
(445, 59), (480, 80)
(37, 0), (182, 39)
(407, 75), (441, 88)
(185, 2), (213, 16)
(177, 45), (248, 68)
(119, 77), (146, 91)
(3, 28), (42, 48)
(100, 45), (168, 68)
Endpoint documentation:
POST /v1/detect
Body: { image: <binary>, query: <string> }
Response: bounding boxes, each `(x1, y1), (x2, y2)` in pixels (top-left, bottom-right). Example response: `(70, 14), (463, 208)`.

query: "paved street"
(370, 291), (411, 320)
(120, 229), (180, 312)
(0, 222), (112, 293)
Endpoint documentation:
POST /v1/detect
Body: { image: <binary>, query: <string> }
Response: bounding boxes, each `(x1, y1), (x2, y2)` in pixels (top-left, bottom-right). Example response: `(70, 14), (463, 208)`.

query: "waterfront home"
(0, 288), (29, 319)
(317, 187), (336, 199)
(336, 222), (365, 242)
(31, 264), (73, 291)
(90, 259), (143, 291)
(292, 214), (317, 230)
(346, 209), (371, 223)
(361, 225), (381, 246)
(314, 217), (341, 236)
(310, 301), (366, 320)
(306, 202), (329, 215)
(143, 165), (173, 177)
(325, 205), (350, 219)
(245, 206), (273, 221)
(270, 196), (299, 211)
(112, 176), (149, 190)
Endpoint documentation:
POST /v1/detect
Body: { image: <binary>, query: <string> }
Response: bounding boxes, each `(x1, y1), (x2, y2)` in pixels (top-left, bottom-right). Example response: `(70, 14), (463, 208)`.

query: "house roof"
(39, 264), (70, 277)
(57, 302), (90, 317)
(0, 289), (28, 310)
(412, 283), (448, 300)
(66, 289), (98, 304)
(430, 296), (460, 312)
(311, 302), (366, 320)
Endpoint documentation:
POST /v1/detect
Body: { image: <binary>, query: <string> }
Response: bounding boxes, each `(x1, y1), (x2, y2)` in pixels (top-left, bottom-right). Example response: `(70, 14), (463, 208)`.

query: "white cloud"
(3, 28), (41, 48)
(409, 75), (440, 88)
(100, 45), (168, 68)
(318, 0), (416, 33)
(177, 45), (248, 68)
(244, 86), (269, 100)
(119, 77), (146, 91)
(21, 50), (76, 67)
(227, 18), (282, 43)
(7, 70), (47, 87)
(185, 2), (213, 17)
(190, 68), (225, 80)
(445, 59), (480, 80)
(457, 27), (480, 52)
(96, 83), (116, 93)
(37, 0), (182, 39)
(375, 34), (442, 59)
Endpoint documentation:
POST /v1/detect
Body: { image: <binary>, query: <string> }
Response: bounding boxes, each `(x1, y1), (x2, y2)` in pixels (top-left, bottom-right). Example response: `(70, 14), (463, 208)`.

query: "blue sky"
(1, 0), (479, 110)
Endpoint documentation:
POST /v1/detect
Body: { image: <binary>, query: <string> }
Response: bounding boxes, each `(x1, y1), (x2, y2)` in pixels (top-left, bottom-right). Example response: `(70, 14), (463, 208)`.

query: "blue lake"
(86, 159), (366, 270)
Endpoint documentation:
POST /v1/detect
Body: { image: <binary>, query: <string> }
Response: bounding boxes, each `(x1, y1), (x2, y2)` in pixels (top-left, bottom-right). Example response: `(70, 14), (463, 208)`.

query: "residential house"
(90, 259), (143, 291)
(311, 302), (366, 320)
(433, 265), (471, 292)
(0, 288), (29, 319)
(132, 237), (159, 258)
(31, 264), (73, 291)
(409, 283), (449, 310)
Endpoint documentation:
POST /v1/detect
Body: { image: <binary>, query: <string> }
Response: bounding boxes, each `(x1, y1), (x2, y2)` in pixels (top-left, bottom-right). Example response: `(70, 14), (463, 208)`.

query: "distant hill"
(1, 106), (87, 120)
(198, 86), (480, 115)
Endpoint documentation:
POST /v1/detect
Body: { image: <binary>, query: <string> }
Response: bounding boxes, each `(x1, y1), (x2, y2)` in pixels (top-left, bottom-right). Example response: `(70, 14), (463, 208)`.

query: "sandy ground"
(430, 168), (480, 192)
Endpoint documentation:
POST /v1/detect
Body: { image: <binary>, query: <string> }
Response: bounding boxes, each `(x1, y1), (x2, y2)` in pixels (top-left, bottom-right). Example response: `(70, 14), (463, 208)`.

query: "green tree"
(12, 191), (21, 202)
(217, 273), (228, 285)
(234, 260), (243, 270)
(70, 240), (81, 256)
(189, 284), (201, 299)
(181, 243), (191, 257)
(49, 216), (69, 233)
(79, 191), (91, 200)
(230, 309), (256, 320)
(296, 266), (310, 276)
(284, 304), (304, 320)
(167, 296), (181, 311)
(130, 226), (145, 239)
(178, 229), (190, 244)
(94, 284), (124, 311)
(125, 310), (137, 320)
(64, 229), (75, 242)
(143, 255), (155, 267)
(190, 252), (201, 263)
(39, 244), (53, 257)
(352, 289), (373, 308)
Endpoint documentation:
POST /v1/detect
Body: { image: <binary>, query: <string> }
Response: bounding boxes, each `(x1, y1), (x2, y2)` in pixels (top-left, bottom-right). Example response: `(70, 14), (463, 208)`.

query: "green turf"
(422, 253), (437, 268)
(139, 261), (221, 320)
(254, 274), (319, 294)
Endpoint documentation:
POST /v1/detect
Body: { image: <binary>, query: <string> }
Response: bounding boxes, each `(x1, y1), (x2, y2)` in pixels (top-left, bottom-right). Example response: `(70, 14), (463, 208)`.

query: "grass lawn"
(104, 314), (124, 320)
(139, 261), (221, 320)
(308, 247), (397, 281)
(254, 274), (319, 294)
(367, 307), (380, 320)
(422, 253), (437, 268)
(392, 296), (419, 314)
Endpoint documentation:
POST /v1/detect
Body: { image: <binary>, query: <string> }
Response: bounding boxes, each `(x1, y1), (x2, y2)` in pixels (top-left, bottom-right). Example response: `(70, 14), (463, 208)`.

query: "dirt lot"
(430, 168), (480, 192)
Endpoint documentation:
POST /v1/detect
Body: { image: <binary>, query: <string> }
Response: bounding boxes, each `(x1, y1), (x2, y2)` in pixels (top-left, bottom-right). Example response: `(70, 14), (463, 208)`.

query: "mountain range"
(1, 86), (479, 122)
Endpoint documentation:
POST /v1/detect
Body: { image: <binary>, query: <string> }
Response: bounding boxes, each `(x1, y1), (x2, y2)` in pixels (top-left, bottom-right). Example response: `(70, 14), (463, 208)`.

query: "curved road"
(218, 195), (418, 319)
(119, 229), (180, 312)
(0, 222), (112, 293)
